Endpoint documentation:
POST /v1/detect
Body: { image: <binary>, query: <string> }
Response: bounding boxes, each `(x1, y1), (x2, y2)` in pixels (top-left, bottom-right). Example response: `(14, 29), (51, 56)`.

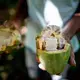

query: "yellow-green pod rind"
(37, 43), (70, 75)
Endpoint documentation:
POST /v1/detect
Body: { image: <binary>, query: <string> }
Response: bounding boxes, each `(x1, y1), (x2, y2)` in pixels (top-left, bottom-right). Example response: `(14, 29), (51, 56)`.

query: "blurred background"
(0, 0), (80, 80)
(0, 0), (30, 80)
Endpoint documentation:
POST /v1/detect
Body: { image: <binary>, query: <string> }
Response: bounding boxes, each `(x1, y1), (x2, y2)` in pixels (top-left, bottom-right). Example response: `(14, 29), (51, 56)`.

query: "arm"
(10, 0), (29, 34)
(61, 14), (80, 66)
(62, 15), (80, 41)
(11, 0), (29, 31)
(13, 0), (29, 22)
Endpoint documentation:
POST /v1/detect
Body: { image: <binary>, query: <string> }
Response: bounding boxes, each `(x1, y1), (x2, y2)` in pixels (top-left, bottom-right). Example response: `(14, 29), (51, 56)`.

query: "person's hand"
(38, 46), (76, 71)
(3, 20), (27, 49)
(3, 20), (27, 35)
(37, 25), (76, 71)
(61, 33), (76, 67)
(11, 20), (27, 35)
(61, 14), (80, 67)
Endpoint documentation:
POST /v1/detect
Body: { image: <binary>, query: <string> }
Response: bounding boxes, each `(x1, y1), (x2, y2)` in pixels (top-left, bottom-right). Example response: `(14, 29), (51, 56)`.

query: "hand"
(3, 20), (27, 49)
(3, 20), (27, 35)
(61, 15), (80, 67)
(11, 20), (27, 35)
(37, 25), (76, 71)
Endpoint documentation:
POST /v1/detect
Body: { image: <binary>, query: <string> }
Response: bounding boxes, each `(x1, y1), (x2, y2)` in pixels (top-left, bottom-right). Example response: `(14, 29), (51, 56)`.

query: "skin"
(39, 14), (80, 70)
(10, 0), (28, 35)
(62, 14), (80, 66)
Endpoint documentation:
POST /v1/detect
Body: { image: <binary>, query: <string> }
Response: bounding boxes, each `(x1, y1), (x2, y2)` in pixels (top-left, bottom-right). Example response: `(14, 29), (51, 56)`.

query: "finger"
(36, 56), (40, 63)
(70, 46), (76, 66)
(38, 63), (46, 71)
(75, 13), (80, 17)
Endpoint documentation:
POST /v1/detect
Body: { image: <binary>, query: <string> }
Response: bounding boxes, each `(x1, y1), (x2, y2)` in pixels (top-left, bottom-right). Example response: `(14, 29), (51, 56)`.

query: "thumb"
(38, 63), (46, 71)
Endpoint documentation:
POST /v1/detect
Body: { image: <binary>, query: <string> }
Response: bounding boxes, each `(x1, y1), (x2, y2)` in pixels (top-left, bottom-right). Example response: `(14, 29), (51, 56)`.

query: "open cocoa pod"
(36, 25), (71, 75)
(0, 25), (22, 54)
